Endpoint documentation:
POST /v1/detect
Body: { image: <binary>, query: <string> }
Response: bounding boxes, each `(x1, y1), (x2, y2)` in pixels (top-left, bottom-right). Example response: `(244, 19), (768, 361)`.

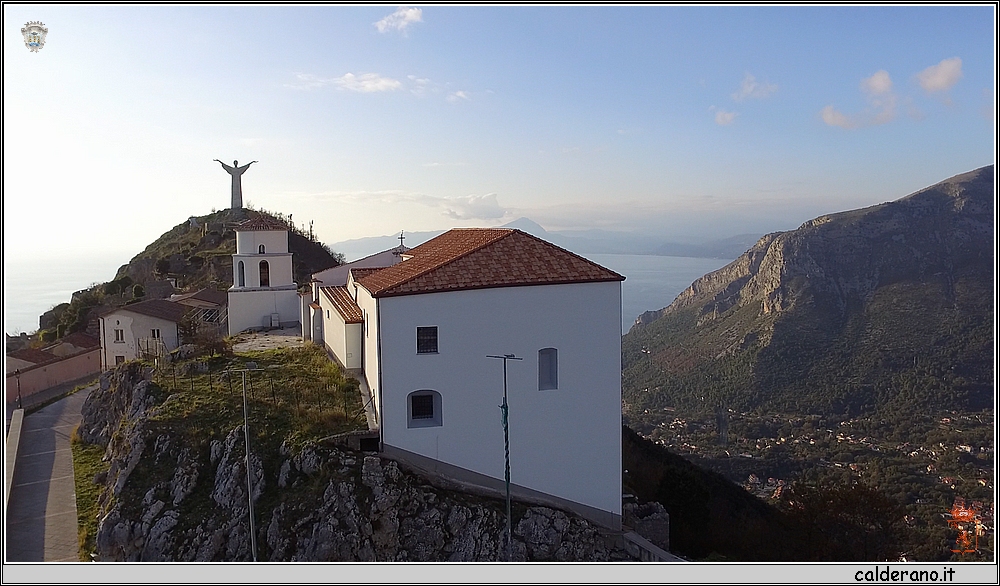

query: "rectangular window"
(114, 329), (125, 343)
(115, 355), (126, 365)
(416, 326), (438, 354)
(538, 348), (558, 390)
(151, 328), (161, 339)
(411, 394), (434, 419)
(407, 390), (442, 428)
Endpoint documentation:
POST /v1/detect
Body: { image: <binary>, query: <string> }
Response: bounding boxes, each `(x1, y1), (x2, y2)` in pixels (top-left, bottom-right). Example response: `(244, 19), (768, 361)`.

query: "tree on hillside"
(784, 482), (906, 561)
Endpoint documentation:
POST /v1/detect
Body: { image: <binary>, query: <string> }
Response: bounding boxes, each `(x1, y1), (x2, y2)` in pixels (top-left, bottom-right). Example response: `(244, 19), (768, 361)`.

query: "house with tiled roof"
(306, 227), (625, 529)
(98, 299), (190, 369)
(301, 243), (409, 363)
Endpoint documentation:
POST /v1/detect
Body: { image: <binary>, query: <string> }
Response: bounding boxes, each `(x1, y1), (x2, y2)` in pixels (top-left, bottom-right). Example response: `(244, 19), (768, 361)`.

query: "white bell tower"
(227, 216), (300, 335)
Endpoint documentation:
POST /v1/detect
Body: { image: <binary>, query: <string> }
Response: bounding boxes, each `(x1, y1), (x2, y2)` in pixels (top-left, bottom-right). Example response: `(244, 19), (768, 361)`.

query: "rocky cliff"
(624, 166), (994, 415)
(79, 364), (643, 562)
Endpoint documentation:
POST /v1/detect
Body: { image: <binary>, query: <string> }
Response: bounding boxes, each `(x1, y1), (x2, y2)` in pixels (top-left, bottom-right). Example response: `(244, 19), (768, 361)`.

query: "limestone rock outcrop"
(80, 364), (637, 562)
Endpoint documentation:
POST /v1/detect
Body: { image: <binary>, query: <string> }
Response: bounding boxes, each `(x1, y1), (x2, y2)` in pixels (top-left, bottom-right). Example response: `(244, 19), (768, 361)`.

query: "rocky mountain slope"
(78, 363), (643, 562)
(624, 165), (994, 416)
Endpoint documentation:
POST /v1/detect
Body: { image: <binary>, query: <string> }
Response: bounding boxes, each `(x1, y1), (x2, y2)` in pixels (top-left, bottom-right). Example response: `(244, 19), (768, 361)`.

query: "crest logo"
(22, 21), (48, 53)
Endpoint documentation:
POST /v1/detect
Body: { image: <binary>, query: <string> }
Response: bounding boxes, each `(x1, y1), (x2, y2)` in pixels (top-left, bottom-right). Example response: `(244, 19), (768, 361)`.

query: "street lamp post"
(487, 353), (521, 562)
(14, 368), (23, 410)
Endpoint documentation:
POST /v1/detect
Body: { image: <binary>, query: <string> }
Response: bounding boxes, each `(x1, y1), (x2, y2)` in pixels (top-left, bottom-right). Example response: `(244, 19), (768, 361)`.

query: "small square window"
(416, 326), (438, 354)
(115, 355), (126, 365)
(151, 328), (161, 339)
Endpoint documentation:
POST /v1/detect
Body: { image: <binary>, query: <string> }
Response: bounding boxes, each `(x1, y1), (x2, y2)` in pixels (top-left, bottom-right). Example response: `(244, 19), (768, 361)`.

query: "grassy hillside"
(116, 207), (343, 292)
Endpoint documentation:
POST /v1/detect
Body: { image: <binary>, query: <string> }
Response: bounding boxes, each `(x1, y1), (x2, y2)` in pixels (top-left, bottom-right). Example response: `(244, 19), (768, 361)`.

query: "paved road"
(5, 386), (94, 562)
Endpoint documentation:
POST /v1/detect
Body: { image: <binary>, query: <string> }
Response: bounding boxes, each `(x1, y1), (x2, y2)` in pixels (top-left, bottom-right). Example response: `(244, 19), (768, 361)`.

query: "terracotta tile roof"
(8, 348), (58, 366)
(348, 267), (383, 281)
(235, 215), (288, 232)
(321, 286), (364, 324)
(56, 332), (101, 349)
(174, 288), (228, 306)
(356, 228), (624, 298)
(103, 299), (190, 323)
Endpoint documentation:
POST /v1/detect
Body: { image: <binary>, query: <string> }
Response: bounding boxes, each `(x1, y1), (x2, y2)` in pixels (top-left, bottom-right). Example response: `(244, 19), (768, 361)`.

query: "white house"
(228, 216), (300, 335)
(308, 228), (625, 529)
(98, 299), (188, 369)
(301, 244), (409, 359)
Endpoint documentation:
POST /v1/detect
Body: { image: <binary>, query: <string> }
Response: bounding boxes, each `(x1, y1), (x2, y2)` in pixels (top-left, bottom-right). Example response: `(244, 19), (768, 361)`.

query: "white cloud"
(285, 73), (331, 90)
(446, 91), (470, 103)
(313, 190), (508, 221)
(714, 109), (738, 126)
(916, 57), (963, 93)
(860, 70), (897, 125)
(731, 73), (778, 102)
(286, 72), (401, 93)
(334, 73), (402, 93)
(408, 75), (434, 96)
(442, 193), (506, 220)
(821, 70), (897, 129)
(860, 69), (893, 95)
(375, 7), (423, 33)
(820, 105), (855, 129)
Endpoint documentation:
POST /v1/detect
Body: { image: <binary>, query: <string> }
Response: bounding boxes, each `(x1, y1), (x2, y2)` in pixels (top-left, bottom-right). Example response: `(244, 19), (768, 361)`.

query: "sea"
(4, 256), (130, 336)
(2, 254), (731, 336)
(584, 254), (730, 332)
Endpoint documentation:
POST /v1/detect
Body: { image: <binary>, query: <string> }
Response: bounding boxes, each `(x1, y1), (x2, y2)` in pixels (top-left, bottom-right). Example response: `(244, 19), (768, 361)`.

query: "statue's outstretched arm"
(215, 159), (235, 172)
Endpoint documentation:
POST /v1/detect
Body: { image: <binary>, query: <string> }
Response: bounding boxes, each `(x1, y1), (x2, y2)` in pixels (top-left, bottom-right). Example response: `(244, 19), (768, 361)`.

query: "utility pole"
(487, 353), (521, 562)
(224, 362), (264, 562)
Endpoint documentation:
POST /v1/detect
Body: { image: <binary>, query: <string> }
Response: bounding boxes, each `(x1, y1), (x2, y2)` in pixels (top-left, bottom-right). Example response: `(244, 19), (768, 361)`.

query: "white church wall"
(232, 254), (293, 288)
(236, 230), (288, 254)
(376, 281), (622, 520)
(355, 285), (381, 424)
(227, 288), (300, 335)
(299, 293), (312, 341)
(318, 299), (363, 371)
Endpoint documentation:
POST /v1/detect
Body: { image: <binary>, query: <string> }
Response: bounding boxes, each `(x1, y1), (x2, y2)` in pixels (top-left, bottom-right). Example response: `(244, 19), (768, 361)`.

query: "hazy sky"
(3, 5), (995, 264)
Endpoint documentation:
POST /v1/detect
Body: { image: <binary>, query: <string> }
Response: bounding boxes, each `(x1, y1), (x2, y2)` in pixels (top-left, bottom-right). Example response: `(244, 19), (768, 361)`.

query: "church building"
(227, 216), (300, 335)
(306, 228), (625, 529)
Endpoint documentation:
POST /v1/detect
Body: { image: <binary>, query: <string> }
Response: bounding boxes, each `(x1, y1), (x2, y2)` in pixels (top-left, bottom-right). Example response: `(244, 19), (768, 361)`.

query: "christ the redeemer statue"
(214, 159), (257, 209)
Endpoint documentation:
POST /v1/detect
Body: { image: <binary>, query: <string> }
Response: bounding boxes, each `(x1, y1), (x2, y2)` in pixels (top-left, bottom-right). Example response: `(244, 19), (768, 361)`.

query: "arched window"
(407, 390), (442, 428)
(538, 348), (558, 390)
(238, 261), (245, 287)
(258, 244), (266, 254)
(259, 260), (270, 287)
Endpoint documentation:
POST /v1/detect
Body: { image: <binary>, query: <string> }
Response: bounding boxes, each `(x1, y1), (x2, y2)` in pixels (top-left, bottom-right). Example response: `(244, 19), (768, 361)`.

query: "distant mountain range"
(329, 218), (762, 262)
(623, 165), (994, 417)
